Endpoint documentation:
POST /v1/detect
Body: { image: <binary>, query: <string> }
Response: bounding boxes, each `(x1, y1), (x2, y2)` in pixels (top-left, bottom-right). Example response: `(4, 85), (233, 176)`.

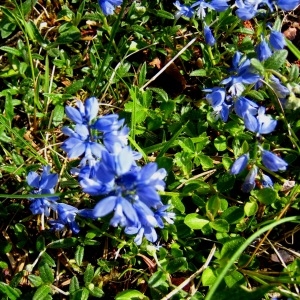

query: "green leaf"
(55, 26), (81, 44)
(89, 286), (104, 298)
(264, 50), (288, 70)
(220, 237), (246, 262)
(65, 80), (84, 95)
(198, 154), (214, 170)
(171, 195), (185, 213)
(214, 135), (227, 151)
(72, 288), (90, 300)
(33, 285), (51, 300)
(36, 236), (45, 252)
(213, 285), (275, 300)
(116, 289), (149, 300)
(250, 58), (264, 74)
(206, 195), (220, 218)
(83, 264), (94, 284)
(221, 207), (244, 224)
(157, 10), (175, 19)
(10, 271), (24, 288)
(252, 188), (277, 205)
(115, 62), (132, 81)
(26, 20), (48, 46)
(41, 252), (56, 267)
(217, 173), (235, 193)
(202, 267), (217, 286)
(47, 237), (78, 249)
(0, 126), (11, 143)
(166, 257), (188, 273)
(244, 202), (258, 216)
(52, 105), (65, 127)
(286, 38), (300, 60)
(178, 138), (195, 153)
(289, 63), (299, 81)
(4, 93), (14, 124)
(184, 213), (209, 230)
(0, 261), (8, 269)
(224, 270), (246, 288)
(209, 219), (229, 232)
(39, 262), (54, 284)
(190, 69), (206, 76)
(244, 90), (265, 101)
(157, 123), (186, 158)
(149, 87), (169, 102)
(0, 282), (21, 300)
(160, 100), (175, 118)
(70, 276), (80, 294)
(0, 46), (22, 56)
(75, 245), (84, 266)
(185, 180), (211, 195)
(0, 20), (16, 39)
(28, 275), (43, 287)
(138, 62), (147, 87)
(148, 270), (168, 288)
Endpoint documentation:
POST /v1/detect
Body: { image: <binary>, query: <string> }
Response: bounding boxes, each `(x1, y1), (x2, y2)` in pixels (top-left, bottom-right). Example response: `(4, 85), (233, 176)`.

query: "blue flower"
(128, 200), (159, 244)
(62, 100), (131, 166)
(173, 1), (195, 19)
(269, 75), (290, 98)
(269, 29), (286, 50)
(204, 87), (233, 121)
(94, 116), (130, 154)
(93, 195), (160, 245)
(93, 195), (140, 227)
(230, 153), (249, 175)
(49, 204), (94, 234)
(204, 25), (216, 46)
(234, 97), (258, 118)
(84, 150), (168, 244)
(93, 114), (125, 132)
(191, 0), (228, 19)
(98, 0), (123, 16)
(135, 163), (167, 208)
(261, 173), (273, 188)
(256, 38), (272, 61)
(49, 203), (80, 234)
(243, 106), (277, 135)
(154, 205), (176, 228)
(277, 0), (300, 11)
(242, 166), (258, 193)
(65, 97), (98, 125)
(221, 53), (261, 95)
(27, 166), (59, 216)
(261, 149), (288, 172)
(210, 0), (229, 12)
(235, 0), (274, 20)
(61, 124), (105, 165)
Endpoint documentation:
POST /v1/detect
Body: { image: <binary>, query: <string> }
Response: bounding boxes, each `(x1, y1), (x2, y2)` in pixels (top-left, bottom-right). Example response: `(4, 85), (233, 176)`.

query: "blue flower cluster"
(27, 166), (93, 230)
(27, 98), (174, 245)
(174, 0), (229, 46)
(235, 0), (300, 20)
(173, 0), (299, 46)
(230, 148), (288, 192)
(182, 2), (292, 192)
(204, 43), (289, 191)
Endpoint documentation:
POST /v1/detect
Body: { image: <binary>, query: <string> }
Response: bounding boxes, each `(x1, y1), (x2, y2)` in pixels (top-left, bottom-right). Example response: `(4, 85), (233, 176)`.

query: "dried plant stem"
(140, 37), (197, 91)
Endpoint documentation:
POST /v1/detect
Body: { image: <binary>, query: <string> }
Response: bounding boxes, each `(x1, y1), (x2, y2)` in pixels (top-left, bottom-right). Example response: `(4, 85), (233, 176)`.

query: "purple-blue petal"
(93, 196), (118, 218)
(230, 153), (249, 175)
